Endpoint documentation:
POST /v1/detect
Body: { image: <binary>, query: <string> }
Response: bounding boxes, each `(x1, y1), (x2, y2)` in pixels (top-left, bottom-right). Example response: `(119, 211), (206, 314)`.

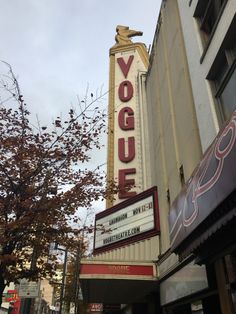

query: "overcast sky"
(0, 0), (161, 214)
(0, 0), (161, 119)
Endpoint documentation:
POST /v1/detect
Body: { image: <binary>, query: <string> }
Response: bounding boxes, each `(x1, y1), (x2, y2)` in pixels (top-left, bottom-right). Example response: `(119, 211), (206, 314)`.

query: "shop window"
(225, 253), (236, 312)
(202, 294), (221, 314)
(207, 15), (236, 123)
(218, 67), (236, 119)
(191, 300), (203, 314)
(194, 0), (228, 53)
(172, 304), (192, 314)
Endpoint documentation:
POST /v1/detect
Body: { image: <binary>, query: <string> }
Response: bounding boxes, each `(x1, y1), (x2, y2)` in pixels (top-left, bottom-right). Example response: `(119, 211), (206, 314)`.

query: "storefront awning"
(79, 260), (158, 304)
(179, 207), (236, 263)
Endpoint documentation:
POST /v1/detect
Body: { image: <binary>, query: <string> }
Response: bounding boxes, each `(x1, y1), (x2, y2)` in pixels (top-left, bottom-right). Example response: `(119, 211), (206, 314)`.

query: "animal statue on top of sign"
(115, 25), (143, 45)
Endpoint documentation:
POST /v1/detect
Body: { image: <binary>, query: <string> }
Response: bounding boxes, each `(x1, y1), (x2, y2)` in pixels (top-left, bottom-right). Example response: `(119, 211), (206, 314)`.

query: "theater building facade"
(80, 1), (236, 313)
(80, 28), (161, 314)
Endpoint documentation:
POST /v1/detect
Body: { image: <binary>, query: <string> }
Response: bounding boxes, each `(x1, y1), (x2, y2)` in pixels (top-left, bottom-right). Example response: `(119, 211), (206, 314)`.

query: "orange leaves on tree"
(0, 63), (116, 300)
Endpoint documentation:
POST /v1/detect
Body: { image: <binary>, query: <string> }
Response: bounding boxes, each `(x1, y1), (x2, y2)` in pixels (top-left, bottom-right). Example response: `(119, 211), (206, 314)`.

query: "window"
(179, 165), (185, 187)
(207, 16), (236, 122)
(219, 68), (236, 119)
(194, 0), (228, 49)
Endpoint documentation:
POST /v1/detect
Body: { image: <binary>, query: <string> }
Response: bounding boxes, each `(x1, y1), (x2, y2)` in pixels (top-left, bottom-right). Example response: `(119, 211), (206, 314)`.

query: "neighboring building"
(166, 1), (236, 313)
(80, 1), (236, 313)
(36, 279), (53, 313)
(1, 283), (20, 314)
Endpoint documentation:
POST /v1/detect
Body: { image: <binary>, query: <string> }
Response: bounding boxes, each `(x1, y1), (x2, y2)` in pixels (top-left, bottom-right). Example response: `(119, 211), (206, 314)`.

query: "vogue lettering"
(117, 55), (137, 199)
(108, 265), (130, 274)
(118, 168), (136, 199)
(118, 107), (134, 130)
(118, 137), (135, 163)
(117, 55), (134, 78)
(118, 81), (133, 102)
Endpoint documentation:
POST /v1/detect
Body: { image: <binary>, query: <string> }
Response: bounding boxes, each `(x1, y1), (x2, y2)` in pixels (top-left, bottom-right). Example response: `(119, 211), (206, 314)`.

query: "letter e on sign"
(118, 168), (136, 199)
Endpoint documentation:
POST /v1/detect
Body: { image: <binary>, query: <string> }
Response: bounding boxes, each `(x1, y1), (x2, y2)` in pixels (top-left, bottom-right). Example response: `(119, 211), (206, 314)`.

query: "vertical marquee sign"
(107, 26), (149, 206)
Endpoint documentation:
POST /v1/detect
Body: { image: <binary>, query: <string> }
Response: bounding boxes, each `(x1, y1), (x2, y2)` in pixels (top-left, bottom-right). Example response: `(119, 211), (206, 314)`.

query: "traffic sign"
(18, 279), (40, 298)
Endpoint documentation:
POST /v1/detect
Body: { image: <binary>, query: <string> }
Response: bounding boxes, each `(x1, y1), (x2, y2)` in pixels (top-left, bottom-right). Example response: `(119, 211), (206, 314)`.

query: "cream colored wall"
(138, 72), (153, 190)
(146, 0), (202, 254)
(178, 0), (236, 152)
(93, 236), (159, 262)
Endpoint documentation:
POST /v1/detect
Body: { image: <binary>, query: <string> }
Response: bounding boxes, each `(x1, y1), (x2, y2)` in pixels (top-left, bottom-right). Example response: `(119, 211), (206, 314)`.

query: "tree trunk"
(0, 268), (6, 307)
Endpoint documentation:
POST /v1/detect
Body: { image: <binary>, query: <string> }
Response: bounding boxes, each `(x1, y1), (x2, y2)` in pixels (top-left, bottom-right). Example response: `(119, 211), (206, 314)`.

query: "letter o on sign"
(118, 80), (133, 102)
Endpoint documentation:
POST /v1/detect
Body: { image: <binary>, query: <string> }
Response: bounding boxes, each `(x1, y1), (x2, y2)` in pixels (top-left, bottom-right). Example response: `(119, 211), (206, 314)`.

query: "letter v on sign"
(117, 55), (134, 78)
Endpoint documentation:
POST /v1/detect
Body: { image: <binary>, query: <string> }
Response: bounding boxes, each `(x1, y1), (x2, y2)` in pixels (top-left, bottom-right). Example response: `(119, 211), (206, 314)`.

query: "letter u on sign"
(118, 137), (135, 162)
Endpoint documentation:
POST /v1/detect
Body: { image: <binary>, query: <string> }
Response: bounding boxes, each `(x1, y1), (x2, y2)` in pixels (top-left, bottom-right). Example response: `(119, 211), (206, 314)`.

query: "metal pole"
(73, 247), (80, 314)
(58, 249), (67, 314)
(22, 248), (37, 314)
